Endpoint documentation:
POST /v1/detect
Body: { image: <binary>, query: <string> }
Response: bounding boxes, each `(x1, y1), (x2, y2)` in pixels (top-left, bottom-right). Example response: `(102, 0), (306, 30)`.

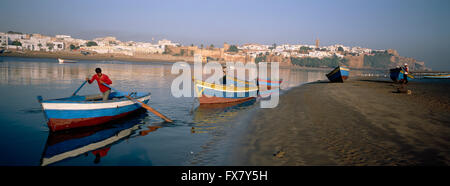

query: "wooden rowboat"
(37, 91), (151, 132)
(326, 66), (349, 83)
(194, 79), (258, 104)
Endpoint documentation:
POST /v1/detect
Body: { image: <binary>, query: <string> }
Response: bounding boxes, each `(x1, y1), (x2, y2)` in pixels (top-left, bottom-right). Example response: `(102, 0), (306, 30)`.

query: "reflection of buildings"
(0, 59), (174, 86)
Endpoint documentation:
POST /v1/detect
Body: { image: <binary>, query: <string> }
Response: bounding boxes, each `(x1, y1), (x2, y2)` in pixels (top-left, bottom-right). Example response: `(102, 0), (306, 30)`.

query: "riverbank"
(0, 51), (390, 71)
(1, 51), (193, 63)
(232, 77), (450, 165)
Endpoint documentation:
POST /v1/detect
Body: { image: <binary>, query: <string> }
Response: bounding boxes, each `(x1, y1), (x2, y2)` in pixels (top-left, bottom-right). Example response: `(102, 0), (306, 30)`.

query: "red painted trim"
(258, 79), (283, 83)
(47, 108), (144, 132)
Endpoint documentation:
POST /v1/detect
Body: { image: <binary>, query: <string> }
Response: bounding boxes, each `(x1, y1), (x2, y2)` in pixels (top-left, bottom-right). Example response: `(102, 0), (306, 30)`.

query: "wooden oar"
(102, 83), (173, 123)
(72, 80), (88, 96)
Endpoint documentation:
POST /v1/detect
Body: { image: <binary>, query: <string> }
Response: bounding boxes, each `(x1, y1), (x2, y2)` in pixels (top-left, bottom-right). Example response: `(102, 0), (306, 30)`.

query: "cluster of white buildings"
(0, 32), (179, 56)
(1, 31), (376, 60)
(79, 38), (180, 56)
(0, 32), (83, 52)
(237, 43), (372, 59)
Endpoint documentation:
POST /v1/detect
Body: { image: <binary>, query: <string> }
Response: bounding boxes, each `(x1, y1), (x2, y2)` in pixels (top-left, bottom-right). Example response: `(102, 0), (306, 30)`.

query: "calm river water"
(0, 57), (379, 166)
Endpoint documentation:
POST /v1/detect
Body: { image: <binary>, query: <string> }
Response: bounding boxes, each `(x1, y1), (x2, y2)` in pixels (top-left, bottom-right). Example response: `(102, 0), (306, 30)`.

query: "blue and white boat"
(193, 79), (258, 104)
(38, 91), (151, 132)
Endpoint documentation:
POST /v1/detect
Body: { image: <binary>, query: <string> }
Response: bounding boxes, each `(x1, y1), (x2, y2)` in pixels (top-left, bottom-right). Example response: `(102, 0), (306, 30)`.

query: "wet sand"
(233, 78), (450, 165)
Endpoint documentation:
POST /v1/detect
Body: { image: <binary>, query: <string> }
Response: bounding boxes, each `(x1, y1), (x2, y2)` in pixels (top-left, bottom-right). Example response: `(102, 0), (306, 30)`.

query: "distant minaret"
(315, 38), (320, 49)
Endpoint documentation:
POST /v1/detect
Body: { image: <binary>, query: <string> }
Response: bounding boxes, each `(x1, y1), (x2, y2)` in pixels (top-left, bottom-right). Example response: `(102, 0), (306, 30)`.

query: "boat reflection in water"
(40, 110), (161, 166)
(191, 98), (256, 134)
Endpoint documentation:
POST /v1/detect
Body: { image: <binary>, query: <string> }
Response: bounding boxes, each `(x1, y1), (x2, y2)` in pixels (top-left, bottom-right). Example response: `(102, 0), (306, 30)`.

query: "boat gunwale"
(194, 80), (259, 92)
(41, 92), (151, 104)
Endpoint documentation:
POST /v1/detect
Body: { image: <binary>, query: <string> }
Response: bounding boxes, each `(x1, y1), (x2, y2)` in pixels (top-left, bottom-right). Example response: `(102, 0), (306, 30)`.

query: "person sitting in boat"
(86, 68), (112, 101)
(403, 63), (409, 84)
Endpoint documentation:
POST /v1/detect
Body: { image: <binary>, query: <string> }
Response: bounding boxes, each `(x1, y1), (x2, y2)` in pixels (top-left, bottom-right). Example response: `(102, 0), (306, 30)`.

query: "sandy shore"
(232, 77), (450, 165)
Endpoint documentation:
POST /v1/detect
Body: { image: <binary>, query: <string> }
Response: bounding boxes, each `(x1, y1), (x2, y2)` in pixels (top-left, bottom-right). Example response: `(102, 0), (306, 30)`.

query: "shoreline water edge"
(230, 77), (450, 166)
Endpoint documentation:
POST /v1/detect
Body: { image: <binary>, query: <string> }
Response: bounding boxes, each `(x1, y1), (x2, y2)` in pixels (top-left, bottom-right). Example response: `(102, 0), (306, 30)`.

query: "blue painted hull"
(39, 92), (151, 131)
(326, 66), (349, 82)
(390, 68), (414, 82)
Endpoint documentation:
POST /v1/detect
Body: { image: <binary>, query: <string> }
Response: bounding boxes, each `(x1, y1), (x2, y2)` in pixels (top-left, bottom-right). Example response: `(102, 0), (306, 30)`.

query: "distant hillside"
(290, 56), (348, 68)
(290, 49), (428, 70)
(345, 49), (428, 70)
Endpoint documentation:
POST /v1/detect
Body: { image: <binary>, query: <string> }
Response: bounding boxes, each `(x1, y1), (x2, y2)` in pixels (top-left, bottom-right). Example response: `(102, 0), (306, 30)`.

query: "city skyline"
(0, 0), (449, 70)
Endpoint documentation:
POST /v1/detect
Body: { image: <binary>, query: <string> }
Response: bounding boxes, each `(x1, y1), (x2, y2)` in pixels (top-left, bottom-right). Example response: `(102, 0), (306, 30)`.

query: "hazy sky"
(1, 0), (449, 70)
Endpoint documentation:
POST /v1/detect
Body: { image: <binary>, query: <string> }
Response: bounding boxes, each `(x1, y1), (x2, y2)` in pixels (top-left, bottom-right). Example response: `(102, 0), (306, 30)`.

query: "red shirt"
(91, 147), (111, 158)
(88, 74), (112, 92)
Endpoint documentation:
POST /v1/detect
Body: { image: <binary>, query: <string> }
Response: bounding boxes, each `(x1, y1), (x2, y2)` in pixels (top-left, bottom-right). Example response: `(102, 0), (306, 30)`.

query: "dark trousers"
(403, 74), (408, 84)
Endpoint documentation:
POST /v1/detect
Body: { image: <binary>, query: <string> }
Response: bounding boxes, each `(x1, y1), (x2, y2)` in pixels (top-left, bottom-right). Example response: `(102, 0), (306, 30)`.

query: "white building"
(158, 39), (179, 47)
(20, 34), (52, 51)
(6, 33), (27, 45)
(55, 35), (71, 39)
(308, 51), (333, 59)
(0, 32), (7, 46)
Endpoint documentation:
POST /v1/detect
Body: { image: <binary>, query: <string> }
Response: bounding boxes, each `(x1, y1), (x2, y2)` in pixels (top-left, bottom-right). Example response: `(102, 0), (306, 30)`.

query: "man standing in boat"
(86, 68), (112, 101)
(220, 65), (227, 85)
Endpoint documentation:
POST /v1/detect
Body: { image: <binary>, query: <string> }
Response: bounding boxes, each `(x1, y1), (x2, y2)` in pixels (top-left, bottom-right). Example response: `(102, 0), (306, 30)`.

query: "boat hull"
(194, 80), (258, 104)
(389, 68), (414, 82)
(47, 108), (145, 132)
(423, 74), (450, 79)
(257, 78), (283, 88)
(41, 94), (150, 132)
(326, 66), (349, 82)
(198, 95), (255, 104)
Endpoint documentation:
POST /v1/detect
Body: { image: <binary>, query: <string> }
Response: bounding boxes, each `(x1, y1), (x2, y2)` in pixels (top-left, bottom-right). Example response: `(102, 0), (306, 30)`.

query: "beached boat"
(423, 74), (450, 79)
(193, 79), (258, 104)
(389, 68), (414, 82)
(37, 91), (151, 132)
(326, 66), (350, 82)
